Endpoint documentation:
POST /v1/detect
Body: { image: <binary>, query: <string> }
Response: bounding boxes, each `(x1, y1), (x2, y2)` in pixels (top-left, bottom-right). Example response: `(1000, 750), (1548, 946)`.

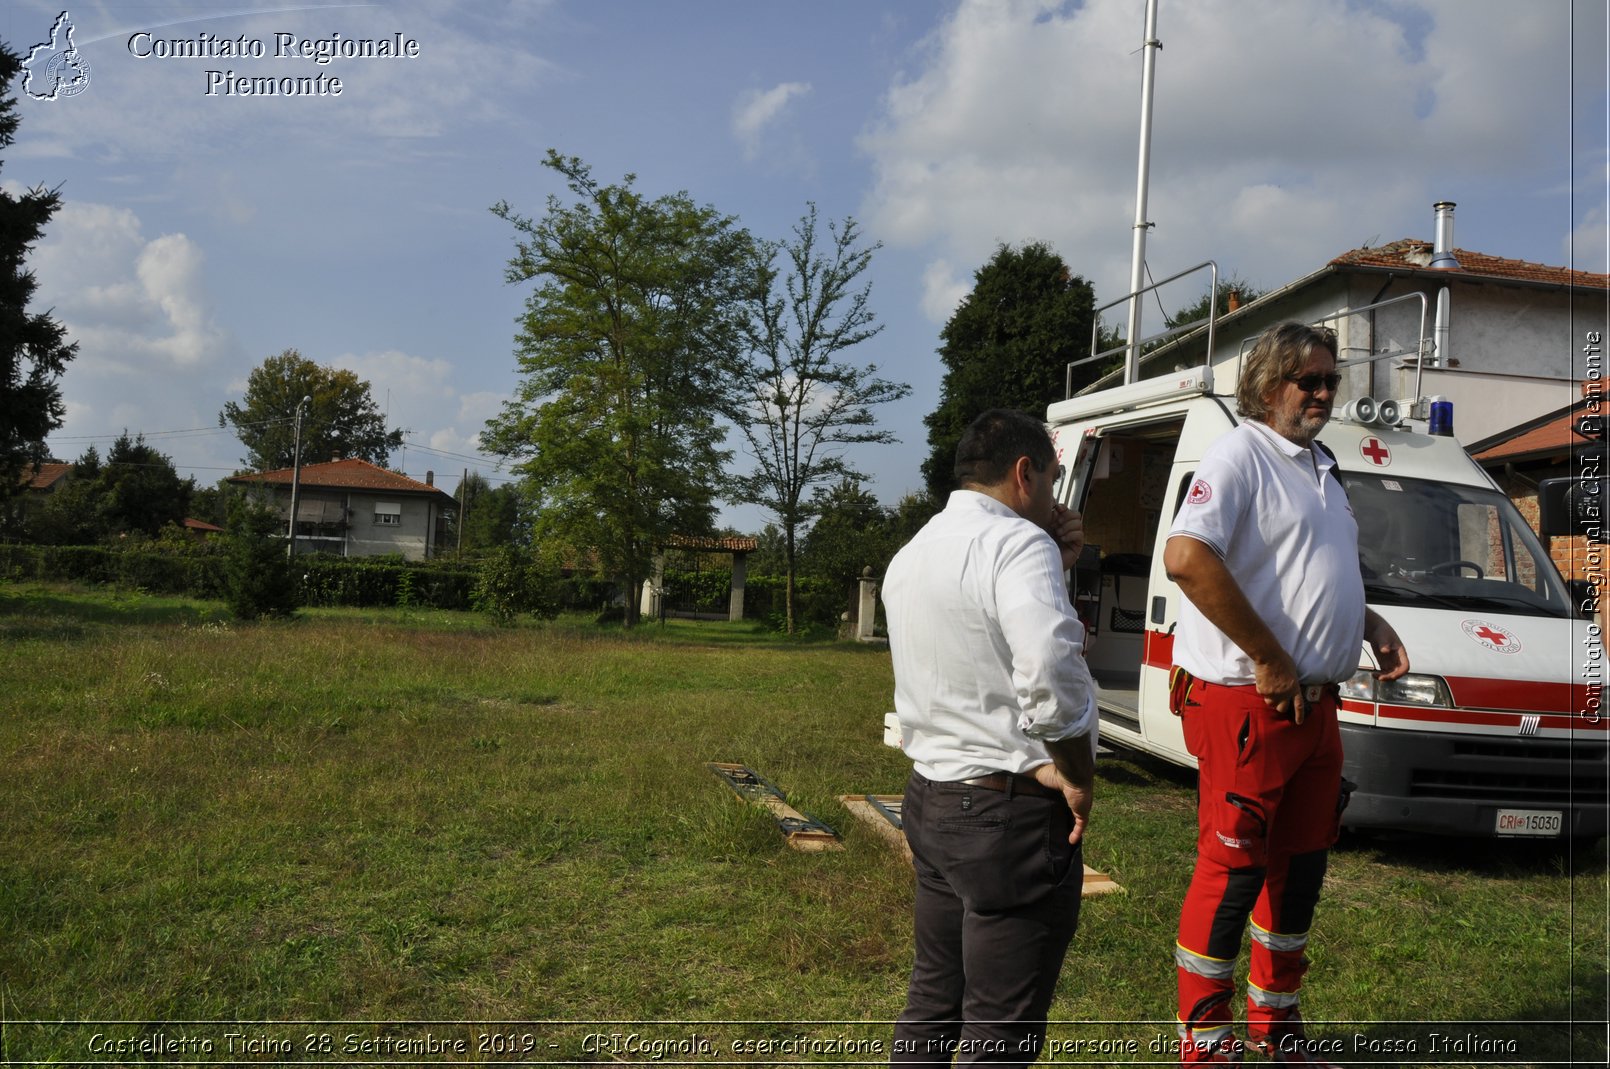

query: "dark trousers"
(892, 770), (1083, 1067)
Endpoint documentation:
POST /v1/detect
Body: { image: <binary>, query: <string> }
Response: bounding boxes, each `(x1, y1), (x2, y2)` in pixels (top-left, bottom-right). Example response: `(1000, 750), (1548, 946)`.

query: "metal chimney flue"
(1430, 201), (1460, 269)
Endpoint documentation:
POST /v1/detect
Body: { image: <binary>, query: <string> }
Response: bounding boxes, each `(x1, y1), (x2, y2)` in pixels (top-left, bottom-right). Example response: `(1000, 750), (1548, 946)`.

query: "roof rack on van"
(1075, 270), (1435, 417)
(1218, 291), (1432, 416)
(1066, 261), (1220, 397)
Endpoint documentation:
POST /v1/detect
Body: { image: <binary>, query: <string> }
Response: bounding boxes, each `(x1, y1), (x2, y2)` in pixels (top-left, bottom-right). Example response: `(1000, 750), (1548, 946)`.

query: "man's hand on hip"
(1254, 649), (1305, 722)
(1033, 752), (1094, 845)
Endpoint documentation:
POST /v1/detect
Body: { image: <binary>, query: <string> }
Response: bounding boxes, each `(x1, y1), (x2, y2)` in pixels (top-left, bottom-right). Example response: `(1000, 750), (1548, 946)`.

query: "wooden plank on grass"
(840, 792), (1124, 896)
(708, 762), (843, 852)
(840, 795), (912, 862)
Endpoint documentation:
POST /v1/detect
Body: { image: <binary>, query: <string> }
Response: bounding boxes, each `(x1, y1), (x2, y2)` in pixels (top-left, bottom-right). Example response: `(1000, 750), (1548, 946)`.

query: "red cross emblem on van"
(1461, 618), (1521, 654)
(1360, 437), (1391, 466)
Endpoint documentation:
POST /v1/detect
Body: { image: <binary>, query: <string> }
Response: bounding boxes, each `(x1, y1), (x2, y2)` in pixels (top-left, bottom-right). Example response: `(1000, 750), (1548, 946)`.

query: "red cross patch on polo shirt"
(1186, 478), (1212, 505)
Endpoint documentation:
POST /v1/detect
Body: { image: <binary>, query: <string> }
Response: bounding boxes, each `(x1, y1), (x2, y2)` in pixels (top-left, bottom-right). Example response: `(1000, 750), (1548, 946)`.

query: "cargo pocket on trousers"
(1203, 790), (1269, 868)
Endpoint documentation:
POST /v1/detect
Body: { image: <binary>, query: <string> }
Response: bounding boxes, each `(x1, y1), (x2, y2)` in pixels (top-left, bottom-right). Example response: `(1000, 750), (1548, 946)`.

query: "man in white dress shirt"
(883, 408), (1100, 1068)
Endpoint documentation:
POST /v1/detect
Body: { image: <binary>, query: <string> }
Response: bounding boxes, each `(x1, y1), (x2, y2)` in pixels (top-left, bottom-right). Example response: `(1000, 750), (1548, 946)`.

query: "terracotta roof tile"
(1331, 239), (1609, 290)
(228, 457), (455, 502)
(1472, 414), (1585, 463)
(666, 533), (760, 553)
(18, 461), (70, 491)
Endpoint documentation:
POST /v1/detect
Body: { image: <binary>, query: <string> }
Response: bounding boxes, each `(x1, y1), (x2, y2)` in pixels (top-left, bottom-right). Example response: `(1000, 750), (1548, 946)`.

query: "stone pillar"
(729, 551), (747, 622)
(856, 566), (879, 641)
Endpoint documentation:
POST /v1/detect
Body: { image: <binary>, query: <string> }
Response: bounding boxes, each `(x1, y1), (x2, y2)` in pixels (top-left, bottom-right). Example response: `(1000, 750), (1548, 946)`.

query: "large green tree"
(29, 435), (192, 543)
(219, 349), (404, 471)
(921, 243), (1099, 499)
(483, 152), (757, 625)
(800, 476), (896, 589)
(0, 43), (78, 503)
(99, 432), (193, 536)
(727, 205), (908, 633)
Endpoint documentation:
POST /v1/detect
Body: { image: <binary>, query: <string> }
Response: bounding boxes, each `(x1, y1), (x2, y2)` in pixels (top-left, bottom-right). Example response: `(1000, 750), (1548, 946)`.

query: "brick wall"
(1498, 472), (1602, 594)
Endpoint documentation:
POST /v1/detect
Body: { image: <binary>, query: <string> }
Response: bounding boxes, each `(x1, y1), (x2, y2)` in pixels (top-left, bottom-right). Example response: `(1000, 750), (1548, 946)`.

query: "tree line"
(1, 22), (1258, 631)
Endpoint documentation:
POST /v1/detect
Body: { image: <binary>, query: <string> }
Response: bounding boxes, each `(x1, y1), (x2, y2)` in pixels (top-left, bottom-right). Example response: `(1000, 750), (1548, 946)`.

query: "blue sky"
(3, 0), (1606, 531)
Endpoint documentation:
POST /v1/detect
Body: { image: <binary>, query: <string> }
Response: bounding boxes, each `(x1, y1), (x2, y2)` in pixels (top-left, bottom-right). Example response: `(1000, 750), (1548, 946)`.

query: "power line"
(50, 417), (291, 442)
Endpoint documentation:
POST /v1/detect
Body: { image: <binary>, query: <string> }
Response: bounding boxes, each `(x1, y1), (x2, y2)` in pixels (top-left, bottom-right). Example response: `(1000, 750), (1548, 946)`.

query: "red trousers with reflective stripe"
(1173, 675), (1344, 1044)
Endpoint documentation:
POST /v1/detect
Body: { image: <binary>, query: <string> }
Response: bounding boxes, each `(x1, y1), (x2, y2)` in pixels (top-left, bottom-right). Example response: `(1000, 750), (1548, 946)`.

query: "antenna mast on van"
(1124, 0), (1162, 385)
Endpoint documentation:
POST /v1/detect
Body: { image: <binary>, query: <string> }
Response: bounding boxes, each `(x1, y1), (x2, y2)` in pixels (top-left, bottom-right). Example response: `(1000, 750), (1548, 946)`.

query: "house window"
(374, 502), (402, 526)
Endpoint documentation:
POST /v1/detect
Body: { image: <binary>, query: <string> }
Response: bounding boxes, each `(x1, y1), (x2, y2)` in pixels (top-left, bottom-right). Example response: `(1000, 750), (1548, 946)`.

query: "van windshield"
(1341, 472), (1574, 619)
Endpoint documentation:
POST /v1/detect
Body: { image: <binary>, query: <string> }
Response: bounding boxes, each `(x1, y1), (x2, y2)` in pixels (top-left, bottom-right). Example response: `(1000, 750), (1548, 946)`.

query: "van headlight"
(1339, 670), (1453, 708)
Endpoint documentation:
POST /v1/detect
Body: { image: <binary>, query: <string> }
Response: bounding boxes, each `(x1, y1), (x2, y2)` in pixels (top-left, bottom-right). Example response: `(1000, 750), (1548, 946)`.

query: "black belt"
(956, 771), (1063, 799)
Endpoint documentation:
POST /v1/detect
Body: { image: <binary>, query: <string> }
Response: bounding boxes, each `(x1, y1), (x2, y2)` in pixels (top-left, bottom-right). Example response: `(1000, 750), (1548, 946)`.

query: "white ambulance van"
(1049, 310), (1606, 842)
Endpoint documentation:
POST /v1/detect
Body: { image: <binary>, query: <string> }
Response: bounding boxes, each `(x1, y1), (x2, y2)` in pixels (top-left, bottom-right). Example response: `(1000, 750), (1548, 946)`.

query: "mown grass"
(0, 581), (1604, 1066)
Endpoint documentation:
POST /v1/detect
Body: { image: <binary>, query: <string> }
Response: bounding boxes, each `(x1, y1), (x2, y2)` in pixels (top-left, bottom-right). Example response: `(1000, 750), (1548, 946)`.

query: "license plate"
(1494, 808), (1563, 837)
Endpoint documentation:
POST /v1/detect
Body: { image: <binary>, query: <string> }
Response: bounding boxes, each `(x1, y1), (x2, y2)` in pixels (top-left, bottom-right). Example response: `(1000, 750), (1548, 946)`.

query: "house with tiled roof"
(1111, 202), (1607, 450)
(228, 457), (457, 561)
(20, 461), (71, 493)
(5, 460), (72, 533)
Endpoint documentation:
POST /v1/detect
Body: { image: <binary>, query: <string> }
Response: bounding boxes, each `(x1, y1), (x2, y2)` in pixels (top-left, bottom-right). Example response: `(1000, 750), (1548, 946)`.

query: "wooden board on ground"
(840, 793), (1124, 896)
(840, 795), (912, 862)
(708, 762), (843, 852)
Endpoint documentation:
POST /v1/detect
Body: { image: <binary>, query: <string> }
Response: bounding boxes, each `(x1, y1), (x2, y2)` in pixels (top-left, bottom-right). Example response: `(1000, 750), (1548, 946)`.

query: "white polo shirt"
(1168, 421), (1366, 686)
(883, 490), (1099, 782)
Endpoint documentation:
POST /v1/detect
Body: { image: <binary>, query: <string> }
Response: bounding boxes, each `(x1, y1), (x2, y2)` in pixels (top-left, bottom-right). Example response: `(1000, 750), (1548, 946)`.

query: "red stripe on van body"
(1375, 704), (1609, 731)
(1443, 676), (1601, 718)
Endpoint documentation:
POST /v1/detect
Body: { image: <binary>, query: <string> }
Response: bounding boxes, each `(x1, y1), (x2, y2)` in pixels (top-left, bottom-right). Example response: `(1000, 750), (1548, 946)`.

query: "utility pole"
(286, 395), (311, 560)
(457, 468), (467, 555)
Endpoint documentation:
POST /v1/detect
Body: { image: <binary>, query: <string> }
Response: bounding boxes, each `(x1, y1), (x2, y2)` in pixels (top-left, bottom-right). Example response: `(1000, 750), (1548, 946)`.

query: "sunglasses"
(1285, 372), (1342, 393)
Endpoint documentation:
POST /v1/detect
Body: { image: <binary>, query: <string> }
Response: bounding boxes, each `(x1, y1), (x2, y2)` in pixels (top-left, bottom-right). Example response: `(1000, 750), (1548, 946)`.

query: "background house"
(228, 458), (457, 561)
(5, 460), (70, 533)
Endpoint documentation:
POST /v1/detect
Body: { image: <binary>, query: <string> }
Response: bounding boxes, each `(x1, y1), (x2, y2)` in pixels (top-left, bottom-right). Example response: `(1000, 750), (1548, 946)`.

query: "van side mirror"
(1538, 476), (1608, 543)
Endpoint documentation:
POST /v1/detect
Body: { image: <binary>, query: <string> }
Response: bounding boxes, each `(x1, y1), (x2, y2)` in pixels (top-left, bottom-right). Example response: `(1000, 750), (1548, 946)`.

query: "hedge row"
(0, 543), (229, 598)
(0, 544), (854, 629)
(0, 543), (600, 613)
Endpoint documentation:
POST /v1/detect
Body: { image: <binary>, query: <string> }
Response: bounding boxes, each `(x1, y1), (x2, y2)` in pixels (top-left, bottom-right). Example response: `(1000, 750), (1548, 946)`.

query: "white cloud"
(859, 0), (1583, 320)
(15, 194), (242, 473)
(733, 81), (812, 160)
(136, 234), (215, 366)
(25, 196), (227, 376)
(333, 350), (507, 482)
(920, 258), (970, 324)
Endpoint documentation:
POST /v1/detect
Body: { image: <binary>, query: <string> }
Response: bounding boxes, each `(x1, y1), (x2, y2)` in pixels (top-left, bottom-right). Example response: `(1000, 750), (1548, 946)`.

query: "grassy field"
(0, 582), (1604, 1067)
